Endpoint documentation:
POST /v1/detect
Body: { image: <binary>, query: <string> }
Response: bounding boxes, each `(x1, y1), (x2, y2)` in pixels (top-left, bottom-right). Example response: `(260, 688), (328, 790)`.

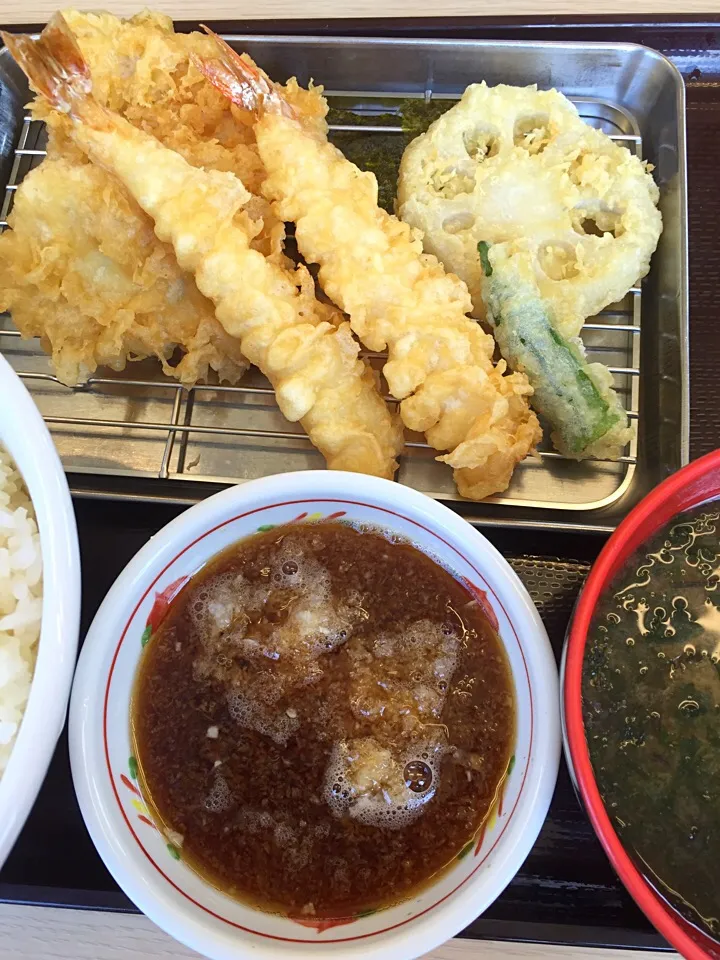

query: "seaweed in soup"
(584, 502), (720, 940)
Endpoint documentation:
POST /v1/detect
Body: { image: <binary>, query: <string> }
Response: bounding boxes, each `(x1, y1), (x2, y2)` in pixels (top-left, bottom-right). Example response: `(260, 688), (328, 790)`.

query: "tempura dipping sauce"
(131, 521), (515, 918)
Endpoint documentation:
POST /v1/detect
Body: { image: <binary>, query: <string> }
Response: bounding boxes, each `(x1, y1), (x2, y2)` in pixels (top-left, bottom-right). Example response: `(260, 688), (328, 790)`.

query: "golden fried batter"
(195, 39), (541, 499)
(1, 14), (403, 478)
(0, 152), (247, 386)
(37, 9), (325, 253)
(398, 83), (662, 336)
(0, 10), (280, 386)
(36, 10), (265, 189)
(1, 10), (311, 387)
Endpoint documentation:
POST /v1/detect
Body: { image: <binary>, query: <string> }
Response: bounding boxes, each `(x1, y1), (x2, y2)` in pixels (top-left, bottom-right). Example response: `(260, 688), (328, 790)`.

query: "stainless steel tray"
(0, 36), (688, 531)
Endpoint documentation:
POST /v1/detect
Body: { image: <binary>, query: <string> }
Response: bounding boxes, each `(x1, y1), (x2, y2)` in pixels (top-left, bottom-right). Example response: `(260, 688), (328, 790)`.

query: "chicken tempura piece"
(196, 35), (541, 500)
(2, 16), (403, 479)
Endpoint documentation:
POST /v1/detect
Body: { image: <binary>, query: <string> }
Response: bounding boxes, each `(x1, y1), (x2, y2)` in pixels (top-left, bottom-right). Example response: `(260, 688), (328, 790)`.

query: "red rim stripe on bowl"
(564, 450), (720, 960)
(102, 498), (533, 944)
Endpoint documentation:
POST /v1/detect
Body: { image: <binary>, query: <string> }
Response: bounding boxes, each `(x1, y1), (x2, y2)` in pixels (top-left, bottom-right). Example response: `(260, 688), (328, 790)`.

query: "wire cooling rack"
(0, 92), (640, 512)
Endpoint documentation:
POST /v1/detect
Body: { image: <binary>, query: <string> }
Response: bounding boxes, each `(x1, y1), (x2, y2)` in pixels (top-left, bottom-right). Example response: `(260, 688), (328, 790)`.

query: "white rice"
(0, 445), (42, 777)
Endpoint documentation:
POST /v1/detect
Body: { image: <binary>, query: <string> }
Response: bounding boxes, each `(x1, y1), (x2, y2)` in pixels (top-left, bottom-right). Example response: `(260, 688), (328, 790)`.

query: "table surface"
(2, 0), (720, 24)
(0, 905), (681, 960)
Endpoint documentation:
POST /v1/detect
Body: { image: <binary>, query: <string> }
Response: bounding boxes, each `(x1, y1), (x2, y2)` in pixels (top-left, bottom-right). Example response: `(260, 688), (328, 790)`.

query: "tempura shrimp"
(196, 34), (541, 500)
(3, 15), (404, 480)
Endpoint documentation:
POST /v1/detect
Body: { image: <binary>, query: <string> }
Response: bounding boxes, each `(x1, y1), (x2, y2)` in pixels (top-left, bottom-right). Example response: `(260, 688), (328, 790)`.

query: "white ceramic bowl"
(0, 353), (81, 867)
(70, 471), (560, 960)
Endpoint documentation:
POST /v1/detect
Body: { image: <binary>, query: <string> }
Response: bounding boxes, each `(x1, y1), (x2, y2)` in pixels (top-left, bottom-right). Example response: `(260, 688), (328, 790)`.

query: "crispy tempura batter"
(0, 11), (332, 390)
(34, 11), (265, 188)
(398, 82), (662, 336)
(35, 10), (326, 259)
(1, 15), (403, 478)
(0, 10), (267, 385)
(0, 152), (248, 386)
(196, 37), (541, 500)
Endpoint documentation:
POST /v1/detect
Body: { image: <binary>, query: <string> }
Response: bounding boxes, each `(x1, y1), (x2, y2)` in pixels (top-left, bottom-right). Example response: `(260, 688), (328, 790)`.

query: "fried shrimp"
(196, 34), (541, 500)
(32, 10), (266, 192)
(2, 15), (403, 479)
(2, 11), (331, 387)
(33, 10), (330, 268)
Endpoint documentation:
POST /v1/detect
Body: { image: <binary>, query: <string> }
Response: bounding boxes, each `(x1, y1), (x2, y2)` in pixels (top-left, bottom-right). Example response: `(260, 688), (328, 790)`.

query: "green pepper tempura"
(479, 242), (632, 460)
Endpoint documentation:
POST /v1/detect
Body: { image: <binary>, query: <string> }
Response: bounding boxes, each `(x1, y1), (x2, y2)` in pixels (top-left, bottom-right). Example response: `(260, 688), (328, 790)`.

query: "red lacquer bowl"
(564, 449), (720, 960)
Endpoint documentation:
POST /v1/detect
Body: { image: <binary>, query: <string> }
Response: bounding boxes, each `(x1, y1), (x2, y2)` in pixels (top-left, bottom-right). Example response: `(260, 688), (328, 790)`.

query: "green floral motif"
(457, 840), (474, 860)
(167, 843), (181, 861)
(128, 756), (138, 780)
(507, 754), (516, 776)
(256, 524), (276, 532)
(141, 624), (152, 647)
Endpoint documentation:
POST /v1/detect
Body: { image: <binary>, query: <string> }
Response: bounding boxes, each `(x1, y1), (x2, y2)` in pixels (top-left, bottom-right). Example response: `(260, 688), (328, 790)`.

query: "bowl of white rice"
(0, 352), (80, 867)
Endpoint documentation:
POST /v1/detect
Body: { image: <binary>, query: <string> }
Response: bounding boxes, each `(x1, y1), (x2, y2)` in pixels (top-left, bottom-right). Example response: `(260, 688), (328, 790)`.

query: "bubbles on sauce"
(204, 774), (231, 813)
(323, 737), (446, 830)
(189, 540), (367, 739)
(230, 808), (337, 873)
(227, 692), (300, 745)
(404, 760), (433, 792)
(132, 520), (515, 919)
(236, 808), (275, 833)
(351, 618), (461, 727)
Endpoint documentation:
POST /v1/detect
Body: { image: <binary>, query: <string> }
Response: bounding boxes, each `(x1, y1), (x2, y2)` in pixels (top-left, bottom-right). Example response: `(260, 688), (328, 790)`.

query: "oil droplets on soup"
(131, 521), (515, 919)
(584, 502), (720, 941)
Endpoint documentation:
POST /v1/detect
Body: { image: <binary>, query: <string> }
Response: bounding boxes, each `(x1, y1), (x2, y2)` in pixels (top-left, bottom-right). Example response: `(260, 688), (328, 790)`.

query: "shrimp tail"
(193, 27), (296, 120)
(1, 13), (92, 120)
